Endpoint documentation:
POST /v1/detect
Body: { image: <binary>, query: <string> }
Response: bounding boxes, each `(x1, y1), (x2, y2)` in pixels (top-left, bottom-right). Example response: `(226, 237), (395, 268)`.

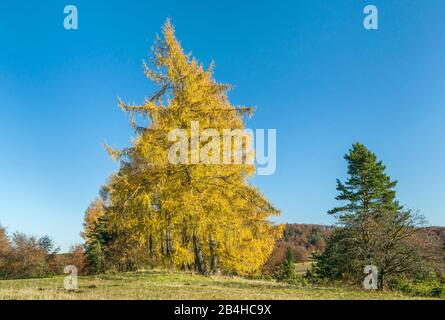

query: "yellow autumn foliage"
(99, 19), (282, 275)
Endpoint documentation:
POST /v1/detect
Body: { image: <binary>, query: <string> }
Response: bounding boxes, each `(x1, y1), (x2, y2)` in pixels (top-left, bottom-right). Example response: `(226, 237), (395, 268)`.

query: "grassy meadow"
(0, 269), (438, 300)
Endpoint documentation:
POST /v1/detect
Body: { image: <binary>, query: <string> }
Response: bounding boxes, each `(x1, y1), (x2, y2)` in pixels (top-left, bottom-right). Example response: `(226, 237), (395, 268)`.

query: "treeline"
(0, 225), (85, 279)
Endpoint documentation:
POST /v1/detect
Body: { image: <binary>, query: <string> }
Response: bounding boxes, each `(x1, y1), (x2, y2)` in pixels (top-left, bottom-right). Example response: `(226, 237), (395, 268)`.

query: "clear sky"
(0, 0), (444, 251)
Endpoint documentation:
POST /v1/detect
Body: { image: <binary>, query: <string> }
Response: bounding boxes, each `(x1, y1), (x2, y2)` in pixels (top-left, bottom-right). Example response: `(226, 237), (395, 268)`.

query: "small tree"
(82, 198), (109, 274)
(65, 244), (87, 274)
(276, 247), (296, 281)
(9, 233), (51, 278)
(84, 240), (105, 274)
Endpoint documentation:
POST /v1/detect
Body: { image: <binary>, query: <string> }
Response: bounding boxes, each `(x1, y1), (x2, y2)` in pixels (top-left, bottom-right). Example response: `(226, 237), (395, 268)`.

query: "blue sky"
(0, 0), (444, 251)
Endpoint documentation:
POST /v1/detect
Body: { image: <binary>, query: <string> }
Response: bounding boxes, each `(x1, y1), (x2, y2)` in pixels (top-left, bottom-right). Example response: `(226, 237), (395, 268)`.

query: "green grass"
(0, 270), (440, 300)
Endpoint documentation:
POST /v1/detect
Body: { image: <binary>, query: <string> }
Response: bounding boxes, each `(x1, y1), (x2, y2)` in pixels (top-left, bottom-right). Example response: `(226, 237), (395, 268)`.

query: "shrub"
(389, 276), (445, 298)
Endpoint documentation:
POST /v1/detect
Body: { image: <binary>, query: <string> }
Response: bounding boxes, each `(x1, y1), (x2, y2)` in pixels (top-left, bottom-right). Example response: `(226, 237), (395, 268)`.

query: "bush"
(285, 274), (310, 286)
(389, 276), (445, 298)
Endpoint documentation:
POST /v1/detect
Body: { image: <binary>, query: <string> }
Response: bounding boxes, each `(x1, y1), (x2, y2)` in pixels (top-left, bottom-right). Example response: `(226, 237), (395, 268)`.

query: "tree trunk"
(193, 235), (207, 275)
(378, 272), (384, 291)
(149, 234), (153, 254)
(160, 232), (165, 255)
(166, 213), (174, 271)
(209, 236), (218, 274)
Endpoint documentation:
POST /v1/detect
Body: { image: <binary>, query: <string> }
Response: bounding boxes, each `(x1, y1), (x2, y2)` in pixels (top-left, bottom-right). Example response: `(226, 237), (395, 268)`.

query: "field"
(0, 269), (436, 300)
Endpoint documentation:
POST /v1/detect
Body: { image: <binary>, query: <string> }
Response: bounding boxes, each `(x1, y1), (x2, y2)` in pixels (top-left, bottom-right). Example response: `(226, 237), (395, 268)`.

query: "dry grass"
(295, 262), (313, 274)
(0, 270), (438, 300)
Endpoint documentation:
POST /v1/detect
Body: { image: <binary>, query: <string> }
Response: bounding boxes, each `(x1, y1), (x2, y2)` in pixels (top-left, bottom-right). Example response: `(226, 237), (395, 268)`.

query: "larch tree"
(99, 19), (281, 275)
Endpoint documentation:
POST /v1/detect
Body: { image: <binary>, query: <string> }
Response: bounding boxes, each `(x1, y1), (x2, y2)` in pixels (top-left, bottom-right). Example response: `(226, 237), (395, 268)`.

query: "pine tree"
(276, 247), (296, 281)
(100, 19), (281, 275)
(312, 143), (423, 288)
